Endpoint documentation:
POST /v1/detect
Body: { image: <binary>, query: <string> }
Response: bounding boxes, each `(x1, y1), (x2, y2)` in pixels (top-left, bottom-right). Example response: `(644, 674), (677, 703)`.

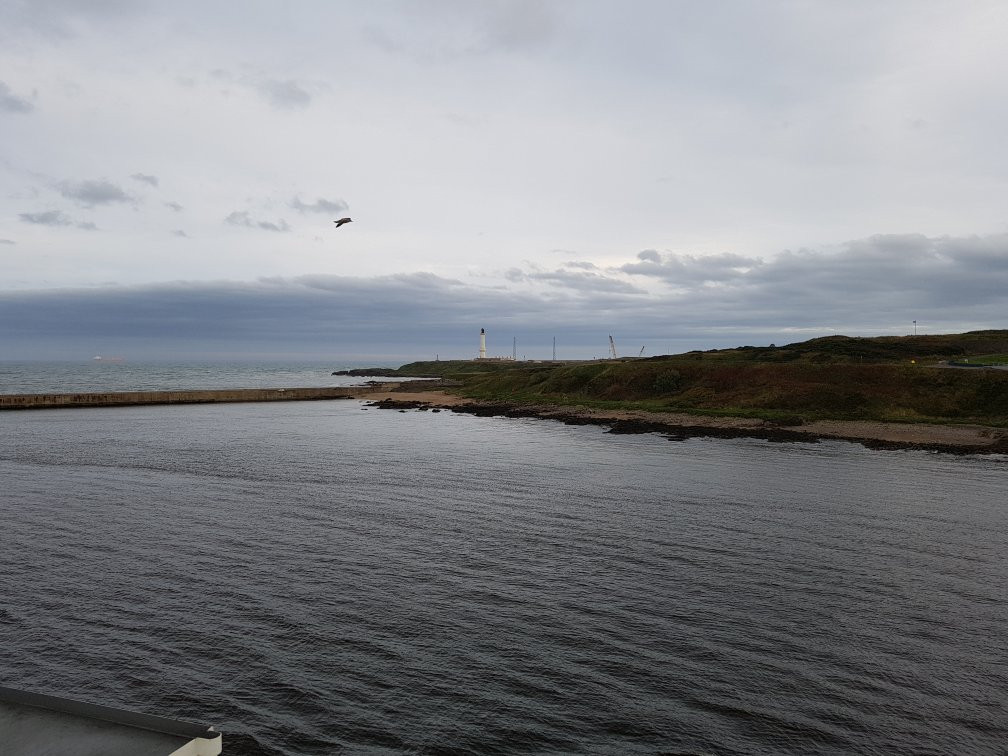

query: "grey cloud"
(504, 268), (525, 283)
(18, 210), (96, 229)
(256, 79), (311, 110)
(0, 81), (34, 113)
(0, 238), (16, 245)
(620, 251), (763, 284)
(131, 173), (159, 187)
(165, 201), (183, 212)
(505, 265), (646, 295)
(57, 179), (131, 207)
(512, 232), (1008, 339)
(615, 233), (1008, 332)
(171, 229), (189, 238)
(521, 267), (647, 295)
(2, 232), (1007, 360)
(562, 261), (599, 270)
(291, 196), (349, 215)
(742, 234), (1008, 311)
(261, 220), (291, 232)
(20, 210), (73, 226)
(0, 272), (626, 359)
(225, 210), (291, 232)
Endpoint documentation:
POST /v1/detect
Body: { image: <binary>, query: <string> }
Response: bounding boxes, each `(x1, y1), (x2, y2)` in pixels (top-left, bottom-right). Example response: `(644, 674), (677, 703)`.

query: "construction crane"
(639, 346), (645, 357)
(609, 334), (617, 359)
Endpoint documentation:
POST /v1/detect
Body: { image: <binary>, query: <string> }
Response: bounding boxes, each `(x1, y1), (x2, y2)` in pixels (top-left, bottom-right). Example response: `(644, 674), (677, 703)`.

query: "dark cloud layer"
(1, 233), (1004, 360)
(57, 179), (131, 207)
(0, 267), (650, 359)
(130, 173), (159, 187)
(19, 210), (72, 227)
(18, 210), (96, 230)
(620, 234), (1008, 314)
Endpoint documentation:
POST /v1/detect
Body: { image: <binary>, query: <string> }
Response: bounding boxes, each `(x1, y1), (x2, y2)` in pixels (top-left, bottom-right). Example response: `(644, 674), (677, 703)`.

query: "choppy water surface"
(1, 401), (1005, 755)
(0, 360), (400, 394)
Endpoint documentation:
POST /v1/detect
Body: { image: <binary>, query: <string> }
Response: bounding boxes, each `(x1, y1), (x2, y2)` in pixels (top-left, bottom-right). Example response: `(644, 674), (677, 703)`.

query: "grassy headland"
(376, 331), (1008, 426)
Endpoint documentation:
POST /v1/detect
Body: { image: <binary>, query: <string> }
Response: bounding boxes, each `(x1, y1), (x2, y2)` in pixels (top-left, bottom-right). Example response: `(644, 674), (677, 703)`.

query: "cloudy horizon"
(2, 1), (1006, 361)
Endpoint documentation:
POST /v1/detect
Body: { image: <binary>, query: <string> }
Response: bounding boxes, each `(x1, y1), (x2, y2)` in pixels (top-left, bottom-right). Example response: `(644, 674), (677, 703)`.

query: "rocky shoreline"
(366, 395), (1008, 456)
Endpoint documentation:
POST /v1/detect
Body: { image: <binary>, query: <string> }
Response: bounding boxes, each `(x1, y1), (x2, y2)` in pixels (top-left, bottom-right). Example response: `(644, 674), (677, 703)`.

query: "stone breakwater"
(0, 384), (397, 410)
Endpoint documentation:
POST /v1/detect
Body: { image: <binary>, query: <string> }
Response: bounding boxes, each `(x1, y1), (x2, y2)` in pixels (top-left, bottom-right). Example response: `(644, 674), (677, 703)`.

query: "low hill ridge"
(347, 330), (1008, 426)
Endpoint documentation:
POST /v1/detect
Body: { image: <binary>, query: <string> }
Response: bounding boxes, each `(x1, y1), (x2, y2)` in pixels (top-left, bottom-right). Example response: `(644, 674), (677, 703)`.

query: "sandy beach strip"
(365, 388), (1008, 453)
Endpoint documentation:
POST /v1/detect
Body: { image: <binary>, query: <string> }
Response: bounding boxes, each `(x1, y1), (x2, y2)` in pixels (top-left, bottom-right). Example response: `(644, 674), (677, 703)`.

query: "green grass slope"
(455, 360), (1008, 425)
(396, 360), (530, 376)
(388, 331), (1008, 425)
(666, 330), (1008, 364)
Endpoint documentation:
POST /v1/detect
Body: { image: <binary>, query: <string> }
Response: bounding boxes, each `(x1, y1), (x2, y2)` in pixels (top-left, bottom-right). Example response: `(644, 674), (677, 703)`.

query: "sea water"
(0, 368), (1006, 754)
(0, 360), (393, 395)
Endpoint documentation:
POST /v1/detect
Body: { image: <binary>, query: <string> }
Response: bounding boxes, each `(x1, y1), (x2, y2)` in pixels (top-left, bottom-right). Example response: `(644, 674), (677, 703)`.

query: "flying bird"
(333, 217), (352, 228)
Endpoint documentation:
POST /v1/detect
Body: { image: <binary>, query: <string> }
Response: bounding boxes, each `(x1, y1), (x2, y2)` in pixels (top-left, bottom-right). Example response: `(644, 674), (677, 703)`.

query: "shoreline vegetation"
(2, 331), (1006, 453)
(360, 330), (1008, 454)
(364, 391), (1008, 455)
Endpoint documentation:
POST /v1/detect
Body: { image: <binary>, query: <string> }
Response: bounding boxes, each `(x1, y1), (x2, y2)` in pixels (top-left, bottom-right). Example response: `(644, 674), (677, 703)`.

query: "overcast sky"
(2, 0), (1006, 361)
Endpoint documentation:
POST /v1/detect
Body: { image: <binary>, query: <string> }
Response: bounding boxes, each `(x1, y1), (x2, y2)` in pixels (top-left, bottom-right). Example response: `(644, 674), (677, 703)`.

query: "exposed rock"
(367, 399), (433, 411)
(332, 368), (404, 377)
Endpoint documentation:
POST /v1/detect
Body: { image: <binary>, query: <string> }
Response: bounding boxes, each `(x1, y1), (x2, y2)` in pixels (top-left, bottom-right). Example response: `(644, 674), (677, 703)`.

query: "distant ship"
(92, 355), (125, 362)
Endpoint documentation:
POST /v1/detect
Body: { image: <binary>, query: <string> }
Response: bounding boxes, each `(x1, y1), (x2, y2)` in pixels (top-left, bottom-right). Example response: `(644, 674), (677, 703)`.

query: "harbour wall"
(0, 384), (399, 411)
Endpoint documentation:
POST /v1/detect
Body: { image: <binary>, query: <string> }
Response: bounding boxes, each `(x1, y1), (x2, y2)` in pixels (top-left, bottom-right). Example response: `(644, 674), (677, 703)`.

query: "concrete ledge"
(0, 385), (396, 411)
(0, 685), (221, 755)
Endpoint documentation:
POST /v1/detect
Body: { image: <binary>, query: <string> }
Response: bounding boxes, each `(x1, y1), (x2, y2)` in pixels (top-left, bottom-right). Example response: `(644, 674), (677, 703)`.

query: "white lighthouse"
(479, 328), (487, 359)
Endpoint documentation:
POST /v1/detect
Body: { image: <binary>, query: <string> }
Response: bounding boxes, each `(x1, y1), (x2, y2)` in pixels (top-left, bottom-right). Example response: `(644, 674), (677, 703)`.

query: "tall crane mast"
(609, 334), (617, 359)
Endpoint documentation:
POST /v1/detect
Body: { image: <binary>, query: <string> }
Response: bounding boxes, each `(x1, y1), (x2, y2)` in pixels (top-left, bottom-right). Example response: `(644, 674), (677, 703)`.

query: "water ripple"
(1, 403), (1006, 754)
